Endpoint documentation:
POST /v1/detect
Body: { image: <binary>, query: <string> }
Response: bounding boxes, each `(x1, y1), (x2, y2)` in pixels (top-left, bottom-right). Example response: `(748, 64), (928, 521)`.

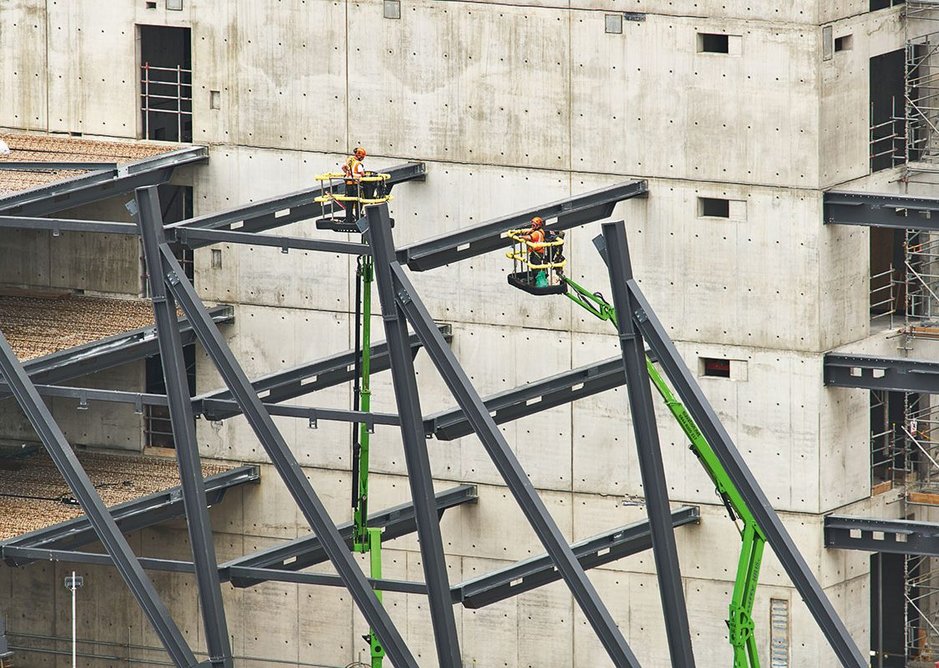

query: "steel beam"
(173, 228), (369, 255)
(366, 205), (464, 666)
(0, 326), (198, 667)
(2, 466), (259, 564)
(155, 242), (418, 667)
(825, 515), (939, 557)
(397, 179), (647, 272)
(824, 190), (939, 230)
(137, 186), (233, 668)
(602, 220), (696, 667)
(0, 161), (117, 171)
(371, 209), (640, 667)
(454, 506), (700, 609)
(0, 216), (137, 233)
(165, 162), (425, 242)
(222, 484), (476, 585)
(824, 353), (939, 393)
(0, 146), (207, 216)
(603, 232), (867, 667)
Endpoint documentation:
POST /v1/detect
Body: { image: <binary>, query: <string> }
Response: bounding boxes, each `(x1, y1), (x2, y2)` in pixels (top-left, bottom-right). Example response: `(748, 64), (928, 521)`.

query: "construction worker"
(520, 216), (549, 287)
(342, 147), (367, 226)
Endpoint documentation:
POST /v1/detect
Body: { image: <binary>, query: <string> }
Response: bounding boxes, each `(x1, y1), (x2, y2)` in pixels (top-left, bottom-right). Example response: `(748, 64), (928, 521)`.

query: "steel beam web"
(597, 226), (867, 667)
(365, 206), (640, 667)
(602, 221), (696, 666)
(137, 186), (233, 668)
(155, 241), (418, 668)
(0, 329), (198, 667)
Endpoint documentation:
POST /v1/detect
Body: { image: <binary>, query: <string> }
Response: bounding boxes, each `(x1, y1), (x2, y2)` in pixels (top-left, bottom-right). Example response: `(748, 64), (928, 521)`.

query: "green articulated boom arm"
(563, 276), (767, 668)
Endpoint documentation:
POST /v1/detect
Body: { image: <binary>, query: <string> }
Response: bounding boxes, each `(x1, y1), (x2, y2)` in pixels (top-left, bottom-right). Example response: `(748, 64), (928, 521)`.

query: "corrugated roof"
(0, 449), (230, 540)
(0, 293), (157, 361)
(0, 130), (181, 196)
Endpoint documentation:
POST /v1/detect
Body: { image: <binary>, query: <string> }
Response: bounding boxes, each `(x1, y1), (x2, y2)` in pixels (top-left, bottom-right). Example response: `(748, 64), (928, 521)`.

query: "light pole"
(64, 572), (83, 668)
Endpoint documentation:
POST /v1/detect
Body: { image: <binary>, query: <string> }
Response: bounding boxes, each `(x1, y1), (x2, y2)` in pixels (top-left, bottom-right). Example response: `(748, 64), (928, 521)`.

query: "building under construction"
(3, 1), (939, 666)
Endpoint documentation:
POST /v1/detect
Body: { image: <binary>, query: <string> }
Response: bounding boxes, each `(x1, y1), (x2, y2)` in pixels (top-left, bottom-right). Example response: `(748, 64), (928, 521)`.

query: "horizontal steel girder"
(825, 515), (939, 556)
(11, 304), (234, 388)
(397, 179), (647, 272)
(824, 190), (939, 230)
(824, 353), (939, 393)
(1, 466), (259, 564)
(0, 162), (117, 171)
(453, 505), (700, 608)
(165, 162), (426, 242)
(0, 146), (207, 216)
(173, 228), (370, 255)
(221, 484), (477, 587)
(0, 217), (137, 234)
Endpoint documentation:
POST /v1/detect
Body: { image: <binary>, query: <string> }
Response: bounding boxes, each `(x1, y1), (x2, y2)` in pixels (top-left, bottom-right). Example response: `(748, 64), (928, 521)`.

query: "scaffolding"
(904, 554), (939, 665)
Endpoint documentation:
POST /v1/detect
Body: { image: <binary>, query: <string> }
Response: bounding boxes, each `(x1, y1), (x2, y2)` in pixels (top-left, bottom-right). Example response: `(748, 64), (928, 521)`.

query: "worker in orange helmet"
(341, 147), (368, 226)
(520, 216), (550, 286)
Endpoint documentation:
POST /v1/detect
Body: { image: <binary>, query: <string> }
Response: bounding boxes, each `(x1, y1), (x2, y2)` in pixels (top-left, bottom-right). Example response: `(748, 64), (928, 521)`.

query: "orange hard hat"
(531, 216), (544, 227)
(354, 147), (366, 158)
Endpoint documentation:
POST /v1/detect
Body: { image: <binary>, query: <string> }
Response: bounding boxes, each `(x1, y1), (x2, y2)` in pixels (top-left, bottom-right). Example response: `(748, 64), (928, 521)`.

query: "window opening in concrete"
(869, 48), (906, 172)
(701, 357), (731, 378)
(697, 33), (729, 54)
(871, 0), (905, 10)
(605, 14), (623, 34)
(869, 228), (902, 324)
(870, 553), (905, 667)
(144, 344), (196, 449)
(145, 1), (157, 8)
(769, 598), (790, 667)
(139, 25), (192, 142)
(698, 197), (730, 218)
(835, 34), (854, 52)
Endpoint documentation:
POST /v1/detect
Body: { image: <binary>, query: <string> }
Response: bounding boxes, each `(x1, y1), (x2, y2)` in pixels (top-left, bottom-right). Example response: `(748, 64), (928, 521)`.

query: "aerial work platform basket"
(313, 171), (393, 233)
(505, 227), (567, 295)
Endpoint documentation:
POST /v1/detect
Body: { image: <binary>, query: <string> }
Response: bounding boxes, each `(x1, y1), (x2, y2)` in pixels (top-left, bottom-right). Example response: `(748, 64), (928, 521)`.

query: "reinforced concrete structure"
(2, 1), (938, 667)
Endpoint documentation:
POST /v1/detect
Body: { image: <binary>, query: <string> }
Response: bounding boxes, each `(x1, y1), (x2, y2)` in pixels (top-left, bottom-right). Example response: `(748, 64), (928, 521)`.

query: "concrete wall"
(0, 0), (904, 665)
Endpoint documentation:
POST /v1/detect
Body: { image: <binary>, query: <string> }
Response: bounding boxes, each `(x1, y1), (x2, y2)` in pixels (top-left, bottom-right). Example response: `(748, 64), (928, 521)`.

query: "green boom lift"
(505, 224), (767, 666)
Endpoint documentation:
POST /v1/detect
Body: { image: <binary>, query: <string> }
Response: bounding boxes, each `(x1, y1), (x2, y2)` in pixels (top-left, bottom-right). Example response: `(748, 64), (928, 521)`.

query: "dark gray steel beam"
(824, 353), (939, 393)
(137, 187), (232, 668)
(0, 162), (117, 171)
(173, 228), (369, 255)
(374, 215), (640, 667)
(602, 220), (696, 667)
(398, 180), (647, 272)
(2, 466), (259, 562)
(605, 231), (867, 667)
(455, 506), (700, 609)
(222, 484), (476, 585)
(0, 146), (207, 216)
(0, 327), (198, 667)
(0, 216), (137, 233)
(165, 162), (425, 242)
(366, 205), (464, 666)
(825, 516), (939, 556)
(156, 243), (418, 667)
(824, 190), (939, 230)
(13, 305), (233, 388)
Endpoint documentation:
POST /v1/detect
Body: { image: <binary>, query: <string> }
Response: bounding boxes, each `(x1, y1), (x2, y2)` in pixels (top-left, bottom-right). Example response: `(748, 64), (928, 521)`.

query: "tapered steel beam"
(137, 187), (232, 668)
(366, 204), (464, 666)
(368, 207), (640, 667)
(602, 221), (695, 666)
(600, 231), (867, 667)
(0, 330), (198, 667)
(155, 242), (418, 667)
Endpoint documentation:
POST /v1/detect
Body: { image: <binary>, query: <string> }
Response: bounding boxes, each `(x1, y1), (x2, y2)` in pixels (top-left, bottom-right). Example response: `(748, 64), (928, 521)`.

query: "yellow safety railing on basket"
(313, 172), (393, 206)
(505, 229), (567, 271)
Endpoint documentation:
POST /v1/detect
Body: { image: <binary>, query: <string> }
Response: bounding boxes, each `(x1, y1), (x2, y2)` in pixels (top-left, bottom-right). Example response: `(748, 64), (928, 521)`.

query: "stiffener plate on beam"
(825, 515), (939, 556)
(824, 353), (939, 393)
(825, 190), (939, 230)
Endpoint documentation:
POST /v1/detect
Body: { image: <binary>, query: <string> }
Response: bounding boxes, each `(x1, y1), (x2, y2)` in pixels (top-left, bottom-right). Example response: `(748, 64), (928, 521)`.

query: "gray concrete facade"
(0, 0), (918, 665)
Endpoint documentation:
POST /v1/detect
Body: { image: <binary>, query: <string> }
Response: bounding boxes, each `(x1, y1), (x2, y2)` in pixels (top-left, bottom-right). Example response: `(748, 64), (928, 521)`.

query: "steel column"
(136, 186), (233, 668)
(599, 231), (867, 667)
(0, 330), (198, 667)
(154, 241), (418, 668)
(367, 207), (640, 667)
(364, 205), (463, 666)
(602, 221), (696, 667)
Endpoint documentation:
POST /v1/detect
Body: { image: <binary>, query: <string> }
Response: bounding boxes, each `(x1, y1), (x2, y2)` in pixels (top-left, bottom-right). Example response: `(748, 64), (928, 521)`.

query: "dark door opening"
(139, 25), (192, 142)
(870, 49), (906, 172)
(871, 553), (906, 667)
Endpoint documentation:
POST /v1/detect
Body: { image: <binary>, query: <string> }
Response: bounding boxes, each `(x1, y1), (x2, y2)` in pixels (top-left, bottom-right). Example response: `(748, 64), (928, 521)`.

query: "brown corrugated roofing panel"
(0, 293), (157, 361)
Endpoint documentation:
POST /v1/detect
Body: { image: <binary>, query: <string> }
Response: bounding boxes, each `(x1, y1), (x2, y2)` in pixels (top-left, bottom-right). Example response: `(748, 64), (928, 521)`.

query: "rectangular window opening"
(139, 25), (193, 142)
(702, 358), (731, 378)
(835, 34), (853, 52)
(697, 33), (729, 54)
(699, 197), (730, 218)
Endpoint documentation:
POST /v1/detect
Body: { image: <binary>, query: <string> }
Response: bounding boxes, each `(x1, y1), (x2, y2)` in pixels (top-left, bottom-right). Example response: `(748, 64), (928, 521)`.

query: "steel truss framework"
(0, 172), (867, 666)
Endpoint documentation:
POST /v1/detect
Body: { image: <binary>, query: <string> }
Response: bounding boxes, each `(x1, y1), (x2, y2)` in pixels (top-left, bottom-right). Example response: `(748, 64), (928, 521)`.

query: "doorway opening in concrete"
(138, 25), (192, 142)
(869, 49), (906, 172)
(870, 552), (905, 667)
